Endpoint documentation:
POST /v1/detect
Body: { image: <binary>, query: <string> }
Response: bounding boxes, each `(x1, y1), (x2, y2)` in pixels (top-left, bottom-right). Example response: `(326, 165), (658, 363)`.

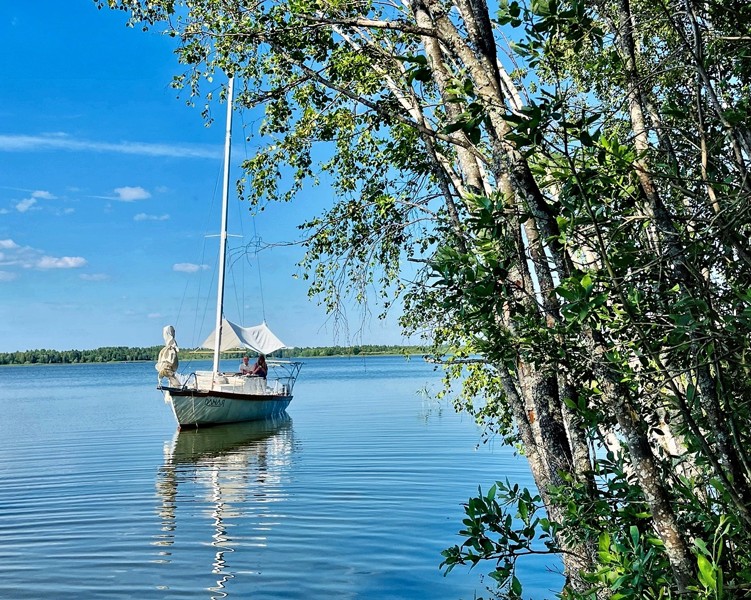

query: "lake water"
(0, 356), (561, 599)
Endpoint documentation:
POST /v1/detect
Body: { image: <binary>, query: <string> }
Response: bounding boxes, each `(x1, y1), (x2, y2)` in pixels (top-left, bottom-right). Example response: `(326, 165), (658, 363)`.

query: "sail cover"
(200, 318), (289, 355)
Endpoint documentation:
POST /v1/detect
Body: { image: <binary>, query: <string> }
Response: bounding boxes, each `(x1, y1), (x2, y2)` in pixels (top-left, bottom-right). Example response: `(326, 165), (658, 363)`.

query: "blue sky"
(0, 2), (407, 352)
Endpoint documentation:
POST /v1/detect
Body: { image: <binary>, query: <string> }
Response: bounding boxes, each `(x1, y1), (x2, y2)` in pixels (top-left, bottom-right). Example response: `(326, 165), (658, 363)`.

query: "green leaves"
(496, 0), (523, 27)
(441, 481), (547, 598)
(689, 517), (732, 598)
(696, 554), (717, 591)
(555, 271), (608, 325)
(587, 526), (673, 598)
(441, 101), (490, 145)
(397, 54), (432, 85)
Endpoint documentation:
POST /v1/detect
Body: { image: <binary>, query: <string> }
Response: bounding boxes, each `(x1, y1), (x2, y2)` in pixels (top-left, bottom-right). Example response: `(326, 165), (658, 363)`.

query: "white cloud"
(0, 241), (86, 272)
(114, 186), (151, 202)
(16, 198), (37, 212)
(134, 213), (170, 221)
(0, 248), (27, 267)
(147, 313), (163, 319)
(12, 191), (56, 213)
(0, 271), (17, 282)
(173, 262), (209, 273)
(80, 273), (109, 281)
(36, 256), (87, 269)
(0, 133), (220, 160)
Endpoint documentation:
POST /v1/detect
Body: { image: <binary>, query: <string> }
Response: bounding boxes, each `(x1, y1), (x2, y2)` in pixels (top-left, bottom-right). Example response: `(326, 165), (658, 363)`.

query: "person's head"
(242, 356), (249, 364)
(259, 354), (266, 364)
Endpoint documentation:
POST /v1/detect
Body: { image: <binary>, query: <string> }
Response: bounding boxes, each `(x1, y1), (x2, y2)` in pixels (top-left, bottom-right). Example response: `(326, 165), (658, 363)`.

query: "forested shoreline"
(0, 345), (429, 365)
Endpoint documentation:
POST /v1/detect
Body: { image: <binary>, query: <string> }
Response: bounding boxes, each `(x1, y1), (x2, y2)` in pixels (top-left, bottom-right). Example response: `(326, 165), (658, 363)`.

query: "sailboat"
(155, 77), (302, 429)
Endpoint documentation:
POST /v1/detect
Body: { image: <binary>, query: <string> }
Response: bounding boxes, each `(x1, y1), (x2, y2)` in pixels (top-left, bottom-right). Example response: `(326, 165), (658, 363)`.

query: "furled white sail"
(156, 325), (181, 387)
(200, 318), (288, 355)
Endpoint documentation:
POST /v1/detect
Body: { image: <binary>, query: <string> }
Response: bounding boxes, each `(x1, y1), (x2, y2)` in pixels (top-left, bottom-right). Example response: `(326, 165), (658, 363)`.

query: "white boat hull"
(162, 387), (291, 428)
(158, 364), (301, 429)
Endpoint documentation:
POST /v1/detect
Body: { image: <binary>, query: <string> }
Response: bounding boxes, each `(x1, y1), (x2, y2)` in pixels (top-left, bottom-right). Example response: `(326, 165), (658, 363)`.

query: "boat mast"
(212, 76), (235, 374)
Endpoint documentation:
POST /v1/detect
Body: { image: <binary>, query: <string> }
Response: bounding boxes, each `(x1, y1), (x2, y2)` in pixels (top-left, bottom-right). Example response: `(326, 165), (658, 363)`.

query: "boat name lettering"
(205, 398), (225, 408)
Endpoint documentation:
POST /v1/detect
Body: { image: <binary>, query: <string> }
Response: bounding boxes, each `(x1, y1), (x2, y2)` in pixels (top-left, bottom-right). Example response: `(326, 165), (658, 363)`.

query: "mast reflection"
(154, 415), (295, 598)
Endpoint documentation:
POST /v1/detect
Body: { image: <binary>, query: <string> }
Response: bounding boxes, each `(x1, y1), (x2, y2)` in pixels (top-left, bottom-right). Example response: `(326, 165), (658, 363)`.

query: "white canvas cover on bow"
(200, 318), (288, 355)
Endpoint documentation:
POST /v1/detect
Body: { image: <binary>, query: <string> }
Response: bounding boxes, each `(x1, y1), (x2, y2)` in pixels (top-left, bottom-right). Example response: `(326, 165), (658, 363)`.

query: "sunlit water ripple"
(0, 357), (561, 598)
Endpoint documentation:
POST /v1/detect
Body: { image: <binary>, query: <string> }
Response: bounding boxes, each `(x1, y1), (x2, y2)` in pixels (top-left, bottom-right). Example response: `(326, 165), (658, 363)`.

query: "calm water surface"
(0, 356), (561, 598)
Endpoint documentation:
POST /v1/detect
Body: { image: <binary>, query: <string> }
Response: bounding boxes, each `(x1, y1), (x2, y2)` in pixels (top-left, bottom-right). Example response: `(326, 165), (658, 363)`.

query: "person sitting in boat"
(248, 354), (268, 378)
(239, 355), (253, 375)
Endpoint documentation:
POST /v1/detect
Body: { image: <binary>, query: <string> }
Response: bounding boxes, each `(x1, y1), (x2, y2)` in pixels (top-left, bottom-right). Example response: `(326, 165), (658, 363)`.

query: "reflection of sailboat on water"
(167, 415), (293, 463)
(155, 416), (295, 598)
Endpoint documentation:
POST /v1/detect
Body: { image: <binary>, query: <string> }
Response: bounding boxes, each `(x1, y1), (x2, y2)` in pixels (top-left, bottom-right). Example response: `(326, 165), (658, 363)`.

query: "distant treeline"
(276, 345), (429, 358)
(0, 344), (430, 365)
(0, 346), (164, 365)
